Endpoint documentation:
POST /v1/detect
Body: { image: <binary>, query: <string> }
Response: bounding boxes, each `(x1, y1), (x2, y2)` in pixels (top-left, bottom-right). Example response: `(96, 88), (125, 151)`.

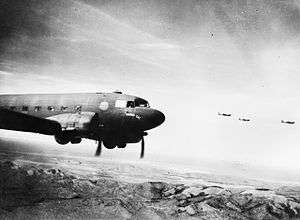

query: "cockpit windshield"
(127, 101), (134, 108)
(134, 98), (150, 108)
(116, 98), (150, 108)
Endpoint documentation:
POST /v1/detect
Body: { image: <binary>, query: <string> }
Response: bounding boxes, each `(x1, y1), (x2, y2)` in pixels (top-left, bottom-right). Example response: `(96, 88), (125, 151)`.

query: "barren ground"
(1, 148), (300, 220)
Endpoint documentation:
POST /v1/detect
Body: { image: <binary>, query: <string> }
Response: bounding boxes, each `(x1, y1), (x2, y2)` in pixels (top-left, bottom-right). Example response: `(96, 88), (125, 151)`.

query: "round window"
(99, 101), (109, 111)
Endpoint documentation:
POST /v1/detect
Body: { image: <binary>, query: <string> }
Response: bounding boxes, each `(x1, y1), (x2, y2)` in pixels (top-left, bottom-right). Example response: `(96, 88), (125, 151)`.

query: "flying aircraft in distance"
(239, 118), (250, 122)
(0, 91), (165, 158)
(281, 120), (295, 125)
(218, 112), (231, 117)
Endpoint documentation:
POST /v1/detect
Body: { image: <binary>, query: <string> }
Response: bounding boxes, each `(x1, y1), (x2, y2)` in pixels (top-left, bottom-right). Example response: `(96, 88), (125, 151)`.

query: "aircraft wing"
(0, 108), (61, 135)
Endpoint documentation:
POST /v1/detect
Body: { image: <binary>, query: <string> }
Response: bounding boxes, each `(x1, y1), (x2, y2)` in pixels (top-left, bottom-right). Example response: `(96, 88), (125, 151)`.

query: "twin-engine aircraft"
(218, 112), (231, 117)
(0, 91), (165, 158)
(238, 118), (250, 122)
(281, 120), (295, 125)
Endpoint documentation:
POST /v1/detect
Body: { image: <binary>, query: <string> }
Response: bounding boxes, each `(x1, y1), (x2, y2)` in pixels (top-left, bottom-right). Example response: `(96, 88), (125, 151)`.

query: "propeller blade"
(95, 140), (102, 156)
(140, 137), (145, 159)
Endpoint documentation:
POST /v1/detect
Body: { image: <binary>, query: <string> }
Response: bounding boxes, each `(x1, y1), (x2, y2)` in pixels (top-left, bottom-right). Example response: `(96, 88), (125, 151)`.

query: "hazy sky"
(1, 0), (300, 171)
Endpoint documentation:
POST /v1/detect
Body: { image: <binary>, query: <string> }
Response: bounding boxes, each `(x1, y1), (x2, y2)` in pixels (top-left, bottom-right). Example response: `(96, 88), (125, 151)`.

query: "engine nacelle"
(70, 137), (82, 144)
(55, 133), (70, 145)
(123, 132), (143, 143)
(49, 112), (98, 145)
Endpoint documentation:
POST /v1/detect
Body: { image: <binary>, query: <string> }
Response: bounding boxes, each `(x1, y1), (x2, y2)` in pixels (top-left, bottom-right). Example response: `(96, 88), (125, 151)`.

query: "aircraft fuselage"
(0, 92), (165, 150)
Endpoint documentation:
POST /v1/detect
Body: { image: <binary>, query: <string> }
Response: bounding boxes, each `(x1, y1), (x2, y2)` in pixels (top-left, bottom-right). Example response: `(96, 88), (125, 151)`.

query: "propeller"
(140, 136), (145, 159)
(95, 140), (102, 156)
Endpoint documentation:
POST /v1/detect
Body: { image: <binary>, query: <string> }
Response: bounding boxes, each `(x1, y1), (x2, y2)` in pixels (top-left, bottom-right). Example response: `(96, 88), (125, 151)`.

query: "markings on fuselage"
(99, 101), (109, 111)
(125, 113), (135, 117)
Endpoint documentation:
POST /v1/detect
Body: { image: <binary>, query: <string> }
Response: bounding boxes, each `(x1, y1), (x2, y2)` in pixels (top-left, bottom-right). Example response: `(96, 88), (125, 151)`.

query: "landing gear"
(94, 132), (148, 158)
(103, 141), (116, 149)
(55, 134), (69, 145)
(70, 138), (82, 144)
(55, 133), (82, 145)
(94, 140), (122, 156)
(117, 143), (127, 148)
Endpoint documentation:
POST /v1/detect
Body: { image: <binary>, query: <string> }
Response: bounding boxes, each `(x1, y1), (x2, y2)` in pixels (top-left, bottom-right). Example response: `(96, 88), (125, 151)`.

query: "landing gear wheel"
(55, 134), (69, 145)
(70, 138), (82, 144)
(117, 143), (127, 148)
(103, 141), (116, 149)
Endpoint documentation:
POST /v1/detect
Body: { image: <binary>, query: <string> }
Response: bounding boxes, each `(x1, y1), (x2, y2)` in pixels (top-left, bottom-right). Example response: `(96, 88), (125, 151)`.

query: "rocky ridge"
(1, 160), (300, 219)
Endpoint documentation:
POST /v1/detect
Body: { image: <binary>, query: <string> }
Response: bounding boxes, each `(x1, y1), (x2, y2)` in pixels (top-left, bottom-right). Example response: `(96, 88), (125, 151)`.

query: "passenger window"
(75, 105), (82, 112)
(47, 106), (55, 111)
(9, 106), (16, 111)
(22, 106), (28, 111)
(127, 101), (135, 108)
(115, 100), (127, 108)
(34, 106), (41, 112)
(61, 106), (68, 112)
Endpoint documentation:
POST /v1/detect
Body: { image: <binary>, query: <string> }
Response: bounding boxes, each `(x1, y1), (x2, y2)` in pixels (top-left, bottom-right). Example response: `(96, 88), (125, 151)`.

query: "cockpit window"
(134, 98), (150, 108)
(127, 101), (134, 108)
(115, 99), (149, 108)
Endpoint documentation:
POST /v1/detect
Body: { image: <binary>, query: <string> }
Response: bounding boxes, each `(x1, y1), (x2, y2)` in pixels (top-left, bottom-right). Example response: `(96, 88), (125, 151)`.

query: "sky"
(1, 0), (300, 172)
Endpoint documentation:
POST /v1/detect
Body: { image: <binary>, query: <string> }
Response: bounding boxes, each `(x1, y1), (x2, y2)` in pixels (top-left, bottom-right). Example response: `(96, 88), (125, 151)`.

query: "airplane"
(281, 120), (295, 125)
(218, 112), (231, 117)
(0, 91), (165, 158)
(238, 118), (250, 122)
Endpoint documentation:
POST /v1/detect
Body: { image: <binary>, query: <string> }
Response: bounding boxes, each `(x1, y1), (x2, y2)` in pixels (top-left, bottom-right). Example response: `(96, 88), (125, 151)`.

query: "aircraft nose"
(151, 109), (165, 128)
(135, 108), (165, 130)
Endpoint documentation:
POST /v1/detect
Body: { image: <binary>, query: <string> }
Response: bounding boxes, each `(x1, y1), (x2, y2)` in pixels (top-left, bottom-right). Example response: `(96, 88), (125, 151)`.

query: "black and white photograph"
(1, 0), (300, 219)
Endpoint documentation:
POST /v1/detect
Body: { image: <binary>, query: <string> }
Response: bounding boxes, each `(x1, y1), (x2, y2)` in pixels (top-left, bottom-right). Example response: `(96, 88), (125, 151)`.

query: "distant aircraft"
(239, 118), (250, 122)
(0, 91), (165, 158)
(218, 112), (231, 117)
(281, 120), (295, 125)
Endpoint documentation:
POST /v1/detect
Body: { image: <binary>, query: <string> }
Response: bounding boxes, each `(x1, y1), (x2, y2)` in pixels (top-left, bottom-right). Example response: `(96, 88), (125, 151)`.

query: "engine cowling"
(54, 133), (70, 145)
(70, 137), (82, 144)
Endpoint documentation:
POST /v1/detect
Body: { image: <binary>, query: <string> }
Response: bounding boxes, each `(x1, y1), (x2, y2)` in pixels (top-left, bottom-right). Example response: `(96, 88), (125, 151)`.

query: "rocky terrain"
(1, 156), (300, 219)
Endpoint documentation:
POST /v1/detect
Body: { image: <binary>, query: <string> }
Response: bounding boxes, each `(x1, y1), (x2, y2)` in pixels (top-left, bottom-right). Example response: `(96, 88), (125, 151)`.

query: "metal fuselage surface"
(0, 92), (165, 147)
